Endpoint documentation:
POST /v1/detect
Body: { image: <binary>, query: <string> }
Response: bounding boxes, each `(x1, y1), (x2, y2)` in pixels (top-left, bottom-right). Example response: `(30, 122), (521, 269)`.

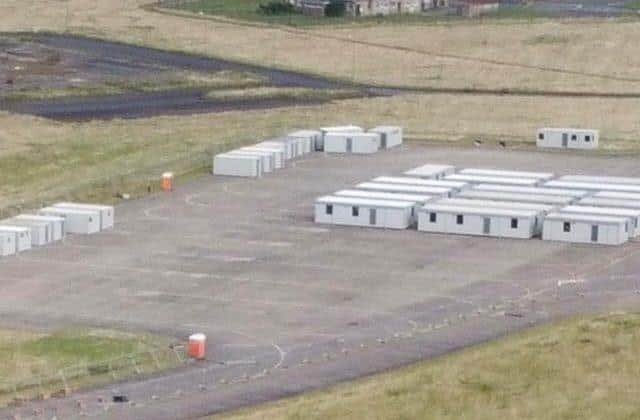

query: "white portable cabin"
(324, 132), (380, 154)
(356, 182), (453, 198)
(2, 218), (50, 246)
(403, 164), (455, 180)
(334, 189), (432, 223)
(213, 153), (262, 178)
(239, 147), (284, 169)
(54, 203), (114, 230)
(0, 226), (32, 252)
(418, 204), (539, 239)
(457, 189), (576, 206)
(368, 126), (403, 149)
(594, 191), (640, 201)
(288, 130), (321, 154)
(459, 168), (554, 181)
(560, 205), (640, 237)
(314, 195), (414, 229)
(537, 128), (599, 149)
(256, 140), (294, 160)
(0, 231), (16, 256)
(473, 184), (588, 198)
(227, 150), (274, 173)
(371, 176), (468, 192)
(579, 197), (640, 210)
(445, 174), (540, 187)
(559, 175), (640, 185)
(14, 215), (65, 241)
(544, 180), (640, 194)
(318, 126), (364, 152)
(438, 198), (554, 235)
(542, 212), (628, 245)
(39, 207), (100, 235)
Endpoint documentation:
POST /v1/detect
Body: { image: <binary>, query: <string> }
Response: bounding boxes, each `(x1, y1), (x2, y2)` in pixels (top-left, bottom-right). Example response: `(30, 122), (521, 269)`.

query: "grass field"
(2, 93), (640, 219)
(2, 1), (640, 93)
(2, 70), (266, 102)
(216, 312), (640, 420)
(0, 327), (180, 406)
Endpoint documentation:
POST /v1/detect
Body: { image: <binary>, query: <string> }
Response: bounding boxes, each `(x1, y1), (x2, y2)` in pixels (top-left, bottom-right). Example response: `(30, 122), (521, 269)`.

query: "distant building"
(456, 0), (499, 17)
(291, 0), (448, 17)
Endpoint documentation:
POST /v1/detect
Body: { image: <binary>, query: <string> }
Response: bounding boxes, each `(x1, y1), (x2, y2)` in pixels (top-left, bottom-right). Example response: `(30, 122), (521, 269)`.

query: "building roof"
(561, 205), (640, 218)
(458, 190), (574, 205)
(460, 168), (554, 180)
(439, 198), (553, 213)
(559, 175), (640, 186)
(357, 182), (452, 195)
(334, 190), (432, 203)
(474, 184), (588, 197)
(595, 191), (640, 200)
(404, 164), (454, 177)
(372, 176), (467, 189)
(445, 174), (539, 186)
(544, 180), (640, 193)
(579, 197), (640, 209)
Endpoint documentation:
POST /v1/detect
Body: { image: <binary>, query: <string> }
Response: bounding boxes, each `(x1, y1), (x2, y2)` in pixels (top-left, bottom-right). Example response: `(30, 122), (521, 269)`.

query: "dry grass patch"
(216, 312), (640, 420)
(1, 1), (640, 92)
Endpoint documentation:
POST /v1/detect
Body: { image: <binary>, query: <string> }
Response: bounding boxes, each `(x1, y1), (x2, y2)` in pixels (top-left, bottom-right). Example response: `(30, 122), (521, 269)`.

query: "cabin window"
(430, 212), (437, 223)
(538, 133), (544, 140)
(571, 134), (577, 141)
(563, 222), (571, 232)
(352, 206), (359, 217)
(585, 135), (591, 142)
(326, 204), (333, 215)
(511, 218), (518, 229)
(456, 214), (464, 225)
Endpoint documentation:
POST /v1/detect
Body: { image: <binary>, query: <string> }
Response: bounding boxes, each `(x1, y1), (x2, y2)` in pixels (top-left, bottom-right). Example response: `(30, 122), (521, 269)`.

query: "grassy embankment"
(216, 312), (640, 420)
(0, 328), (181, 407)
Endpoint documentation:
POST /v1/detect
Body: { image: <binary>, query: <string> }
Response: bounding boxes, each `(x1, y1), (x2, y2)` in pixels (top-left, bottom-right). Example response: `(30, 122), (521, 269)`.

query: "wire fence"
(0, 344), (186, 406)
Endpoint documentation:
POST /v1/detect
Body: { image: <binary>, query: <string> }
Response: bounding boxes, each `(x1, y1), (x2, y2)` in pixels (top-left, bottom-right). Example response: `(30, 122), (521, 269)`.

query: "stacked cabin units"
(324, 132), (381, 154)
(368, 126), (403, 149)
(542, 213), (629, 245)
(315, 196), (415, 229)
(404, 164), (455, 180)
(537, 128), (599, 150)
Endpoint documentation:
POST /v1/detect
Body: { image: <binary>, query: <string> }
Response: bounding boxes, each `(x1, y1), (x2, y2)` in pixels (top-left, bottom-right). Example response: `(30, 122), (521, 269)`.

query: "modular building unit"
(473, 184), (588, 198)
(2, 218), (50, 246)
(239, 147), (284, 169)
(213, 153), (262, 178)
(544, 180), (640, 194)
(457, 189), (575, 205)
(579, 197), (640, 210)
(324, 132), (380, 154)
(0, 226), (31, 252)
(54, 203), (114, 230)
(227, 150), (274, 173)
(542, 213), (628, 245)
(560, 205), (640, 237)
(369, 126), (403, 149)
(288, 130), (321, 154)
(371, 176), (467, 191)
(445, 174), (540, 187)
(356, 182), (453, 198)
(318, 126), (364, 151)
(334, 189), (432, 223)
(0, 231), (16, 256)
(459, 168), (554, 181)
(14, 215), (65, 241)
(314, 195), (414, 229)
(418, 204), (539, 239)
(403, 164), (455, 180)
(256, 139), (294, 160)
(594, 191), (640, 201)
(39, 207), (100, 235)
(559, 175), (640, 185)
(537, 128), (599, 149)
(438, 198), (554, 235)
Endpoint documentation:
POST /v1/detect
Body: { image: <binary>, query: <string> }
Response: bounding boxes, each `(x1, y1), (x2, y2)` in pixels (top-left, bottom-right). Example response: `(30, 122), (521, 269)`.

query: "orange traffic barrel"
(188, 333), (207, 360)
(161, 172), (174, 192)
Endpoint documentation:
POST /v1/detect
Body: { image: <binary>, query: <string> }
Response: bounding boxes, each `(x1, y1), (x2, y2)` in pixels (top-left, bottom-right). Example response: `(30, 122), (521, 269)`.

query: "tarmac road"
(1, 145), (640, 419)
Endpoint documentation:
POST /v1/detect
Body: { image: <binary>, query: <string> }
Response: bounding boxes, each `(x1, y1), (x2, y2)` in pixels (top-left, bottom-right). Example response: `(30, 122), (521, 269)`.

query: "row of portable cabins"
(0, 203), (113, 257)
(213, 130), (319, 178)
(320, 126), (403, 154)
(315, 164), (640, 245)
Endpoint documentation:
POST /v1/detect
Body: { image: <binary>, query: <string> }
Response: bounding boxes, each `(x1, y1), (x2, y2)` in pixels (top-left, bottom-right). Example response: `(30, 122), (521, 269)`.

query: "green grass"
(624, 0), (640, 10)
(216, 312), (640, 420)
(0, 328), (181, 406)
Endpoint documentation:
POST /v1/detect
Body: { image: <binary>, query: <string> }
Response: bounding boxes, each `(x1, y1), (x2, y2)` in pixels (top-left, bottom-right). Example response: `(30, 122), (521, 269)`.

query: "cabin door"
(591, 225), (598, 242)
(562, 133), (569, 147)
(346, 138), (353, 153)
(483, 217), (491, 234)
